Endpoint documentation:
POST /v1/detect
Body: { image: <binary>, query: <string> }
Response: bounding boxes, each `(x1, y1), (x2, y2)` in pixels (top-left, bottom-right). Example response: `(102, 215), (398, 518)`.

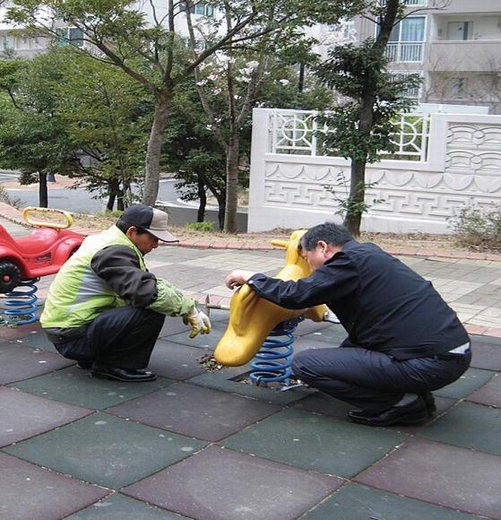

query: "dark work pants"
(54, 307), (165, 369)
(292, 346), (471, 413)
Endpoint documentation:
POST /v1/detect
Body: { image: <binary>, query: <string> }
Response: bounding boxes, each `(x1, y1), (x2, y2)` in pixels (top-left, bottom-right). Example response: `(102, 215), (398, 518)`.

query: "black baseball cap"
(120, 204), (179, 243)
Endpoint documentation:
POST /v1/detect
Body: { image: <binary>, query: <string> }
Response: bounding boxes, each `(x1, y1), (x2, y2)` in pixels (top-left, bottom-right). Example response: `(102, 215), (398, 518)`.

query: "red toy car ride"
(0, 207), (84, 293)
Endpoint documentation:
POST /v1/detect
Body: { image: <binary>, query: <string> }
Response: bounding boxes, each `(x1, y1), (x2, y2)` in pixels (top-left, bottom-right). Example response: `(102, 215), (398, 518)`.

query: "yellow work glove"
(182, 307), (211, 338)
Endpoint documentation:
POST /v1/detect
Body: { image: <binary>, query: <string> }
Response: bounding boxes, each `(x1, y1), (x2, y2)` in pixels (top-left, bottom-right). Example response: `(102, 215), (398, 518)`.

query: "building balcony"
(428, 40), (501, 72)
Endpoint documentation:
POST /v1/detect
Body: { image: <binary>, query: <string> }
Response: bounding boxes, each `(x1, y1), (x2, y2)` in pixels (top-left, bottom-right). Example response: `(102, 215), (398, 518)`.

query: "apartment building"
(354, 0), (501, 113)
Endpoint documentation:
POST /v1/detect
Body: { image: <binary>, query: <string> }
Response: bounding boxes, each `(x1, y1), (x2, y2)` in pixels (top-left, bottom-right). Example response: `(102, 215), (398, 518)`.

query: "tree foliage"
(315, 0), (422, 236)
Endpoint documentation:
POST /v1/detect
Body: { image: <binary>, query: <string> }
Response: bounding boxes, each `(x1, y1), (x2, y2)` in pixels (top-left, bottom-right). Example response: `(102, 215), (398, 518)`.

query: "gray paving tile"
(301, 482), (484, 520)
(9, 328), (58, 352)
(466, 373), (501, 407)
(419, 401), (501, 455)
(0, 321), (40, 341)
(0, 343), (73, 383)
(66, 492), (190, 519)
(149, 339), (213, 380)
(0, 386), (91, 447)
(123, 445), (343, 520)
(9, 365), (173, 409)
(470, 336), (501, 371)
(3, 412), (206, 489)
(355, 438), (501, 519)
(165, 321), (226, 349)
(107, 382), (280, 441)
(0, 451), (109, 520)
(222, 408), (406, 478)
(189, 368), (312, 405)
(434, 367), (494, 399)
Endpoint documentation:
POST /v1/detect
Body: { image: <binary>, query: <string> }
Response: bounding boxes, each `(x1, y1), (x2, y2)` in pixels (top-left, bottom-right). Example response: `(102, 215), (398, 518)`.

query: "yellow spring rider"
(214, 229), (328, 367)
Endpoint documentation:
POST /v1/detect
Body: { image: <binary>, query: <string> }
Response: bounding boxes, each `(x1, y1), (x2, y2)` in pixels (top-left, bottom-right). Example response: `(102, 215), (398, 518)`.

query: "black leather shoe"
(347, 397), (428, 427)
(91, 365), (157, 382)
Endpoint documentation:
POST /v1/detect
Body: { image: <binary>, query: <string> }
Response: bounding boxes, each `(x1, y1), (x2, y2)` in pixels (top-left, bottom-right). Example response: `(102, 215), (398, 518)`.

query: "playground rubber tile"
(0, 451), (109, 520)
(66, 492), (191, 519)
(434, 367), (494, 399)
(0, 343), (73, 383)
(418, 401), (501, 455)
(188, 369), (310, 405)
(222, 408), (406, 478)
(3, 412), (206, 489)
(0, 386), (92, 447)
(466, 373), (501, 407)
(355, 438), (501, 519)
(106, 382), (280, 442)
(10, 365), (173, 409)
(302, 482), (484, 520)
(301, 326), (347, 345)
(165, 323), (226, 349)
(470, 337), (501, 371)
(158, 315), (194, 338)
(0, 321), (40, 341)
(123, 445), (343, 520)
(147, 339), (209, 380)
(11, 328), (58, 352)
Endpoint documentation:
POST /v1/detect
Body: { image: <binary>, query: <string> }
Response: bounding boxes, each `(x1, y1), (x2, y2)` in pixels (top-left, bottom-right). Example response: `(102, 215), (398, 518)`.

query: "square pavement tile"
(8, 328), (58, 353)
(355, 438), (501, 519)
(0, 451), (109, 520)
(165, 321), (226, 350)
(302, 482), (485, 520)
(470, 335), (501, 371)
(148, 339), (209, 380)
(418, 401), (501, 455)
(434, 367), (494, 399)
(466, 373), (501, 408)
(222, 408), (406, 478)
(10, 365), (173, 410)
(0, 343), (73, 383)
(66, 492), (191, 519)
(106, 382), (281, 441)
(0, 386), (91, 447)
(123, 445), (343, 520)
(0, 322), (40, 341)
(3, 412), (206, 489)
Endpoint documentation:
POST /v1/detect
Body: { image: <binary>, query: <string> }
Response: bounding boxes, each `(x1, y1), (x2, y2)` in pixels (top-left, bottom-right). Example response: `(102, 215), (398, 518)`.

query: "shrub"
(448, 203), (501, 251)
(184, 221), (215, 232)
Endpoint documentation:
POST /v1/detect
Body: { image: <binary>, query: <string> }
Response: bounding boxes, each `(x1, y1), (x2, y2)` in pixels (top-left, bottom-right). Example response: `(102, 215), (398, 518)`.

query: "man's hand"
(225, 270), (257, 290)
(183, 308), (212, 338)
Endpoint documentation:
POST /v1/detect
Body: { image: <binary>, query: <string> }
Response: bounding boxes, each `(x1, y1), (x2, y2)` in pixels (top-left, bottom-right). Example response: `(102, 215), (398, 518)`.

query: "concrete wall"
(247, 108), (501, 234)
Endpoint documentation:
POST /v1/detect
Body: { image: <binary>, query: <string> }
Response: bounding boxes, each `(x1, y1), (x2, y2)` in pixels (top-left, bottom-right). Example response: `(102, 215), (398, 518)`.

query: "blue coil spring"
(250, 317), (303, 386)
(2, 278), (39, 326)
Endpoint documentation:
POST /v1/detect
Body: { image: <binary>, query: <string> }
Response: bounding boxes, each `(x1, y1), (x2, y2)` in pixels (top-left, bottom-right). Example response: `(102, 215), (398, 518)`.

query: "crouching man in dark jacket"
(225, 222), (470, 426)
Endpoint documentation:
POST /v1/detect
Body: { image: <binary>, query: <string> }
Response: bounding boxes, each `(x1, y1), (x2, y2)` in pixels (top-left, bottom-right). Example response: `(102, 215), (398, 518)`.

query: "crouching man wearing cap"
(41, 204), (211, 382)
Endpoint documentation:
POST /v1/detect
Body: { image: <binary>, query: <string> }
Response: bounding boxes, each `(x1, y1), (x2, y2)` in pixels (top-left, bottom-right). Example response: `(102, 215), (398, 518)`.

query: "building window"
(390, 71), (422, 99)
(180, 1), (215, 17)
(446, 21), (473, 41)
(385, 16), (425, 62)
(56, 27), (84, 48)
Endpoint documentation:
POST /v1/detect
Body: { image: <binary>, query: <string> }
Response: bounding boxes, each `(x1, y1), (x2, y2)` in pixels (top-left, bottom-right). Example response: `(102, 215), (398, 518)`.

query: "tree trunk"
(224, 137), (240, 233)
(38, 172), (48, 208)
(197, 176), (207, 222)
(343, 159), (366, 236)
(143, 89), (172, 206)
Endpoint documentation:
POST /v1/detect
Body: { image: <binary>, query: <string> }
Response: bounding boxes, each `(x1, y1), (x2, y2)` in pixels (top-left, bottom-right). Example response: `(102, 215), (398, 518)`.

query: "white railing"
(385, 42), (423, 62)
(268, 109), (430, 162)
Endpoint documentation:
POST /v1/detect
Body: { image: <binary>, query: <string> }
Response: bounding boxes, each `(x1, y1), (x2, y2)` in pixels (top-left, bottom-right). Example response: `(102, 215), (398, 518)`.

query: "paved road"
(0, 172), (247, 230)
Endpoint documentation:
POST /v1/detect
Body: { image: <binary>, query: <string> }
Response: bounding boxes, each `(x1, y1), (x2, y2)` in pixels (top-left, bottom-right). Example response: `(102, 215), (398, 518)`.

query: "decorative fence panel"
(247, 108), (501, 234)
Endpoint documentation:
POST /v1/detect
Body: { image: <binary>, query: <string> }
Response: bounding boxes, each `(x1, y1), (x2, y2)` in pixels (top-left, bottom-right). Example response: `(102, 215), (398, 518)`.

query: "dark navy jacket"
(247, 240), (469, 360)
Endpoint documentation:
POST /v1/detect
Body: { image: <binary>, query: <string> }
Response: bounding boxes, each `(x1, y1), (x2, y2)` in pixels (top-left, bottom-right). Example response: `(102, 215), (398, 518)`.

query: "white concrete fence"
(247, 105), (501, 234)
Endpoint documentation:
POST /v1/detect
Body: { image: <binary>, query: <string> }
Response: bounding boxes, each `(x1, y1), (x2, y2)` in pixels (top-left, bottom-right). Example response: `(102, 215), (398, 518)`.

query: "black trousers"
(292, 346), (471, 413)
(52, 307), (165, 369)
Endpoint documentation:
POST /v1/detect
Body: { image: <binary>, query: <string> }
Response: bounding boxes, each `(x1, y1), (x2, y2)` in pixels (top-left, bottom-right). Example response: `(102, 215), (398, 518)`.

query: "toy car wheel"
(0, 261), (21, 293)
